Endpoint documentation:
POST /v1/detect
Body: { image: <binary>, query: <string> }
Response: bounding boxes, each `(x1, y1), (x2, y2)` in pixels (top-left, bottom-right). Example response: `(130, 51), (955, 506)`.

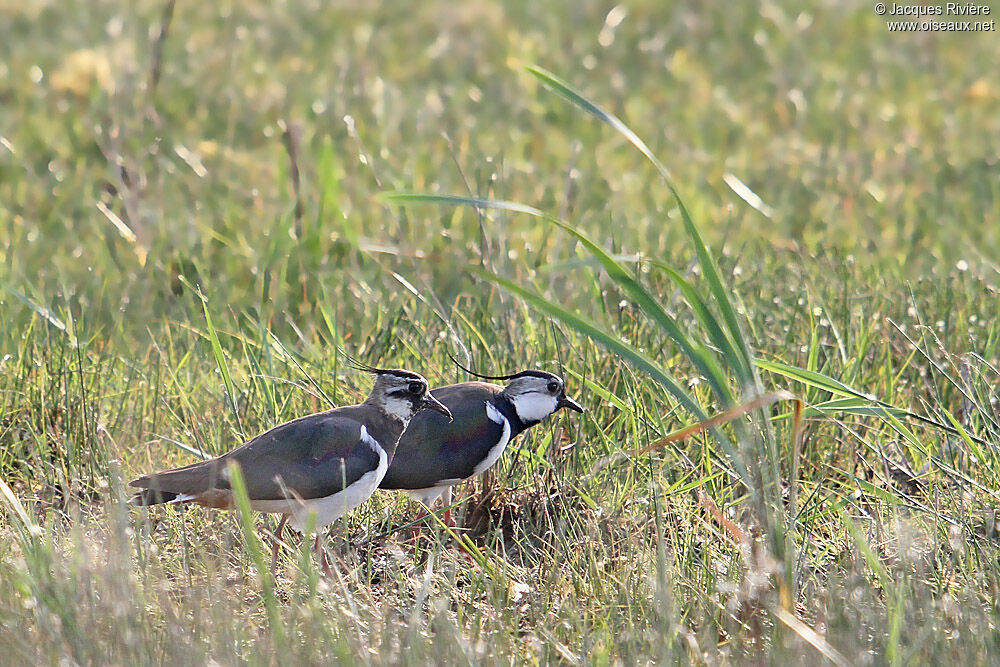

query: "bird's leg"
(313, 533), (322, 565)
(314, 533), (333, 577)
(269, 514), (289, 577)
(438, 487), (474, 561)
(403, 495), (434, 544)
(440, 487), (456, 528)
(405, 505), (430, 548)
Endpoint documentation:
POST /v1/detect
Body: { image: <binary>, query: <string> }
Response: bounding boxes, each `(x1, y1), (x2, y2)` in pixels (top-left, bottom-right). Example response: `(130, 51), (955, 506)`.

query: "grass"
(2, 0), (1000, 663)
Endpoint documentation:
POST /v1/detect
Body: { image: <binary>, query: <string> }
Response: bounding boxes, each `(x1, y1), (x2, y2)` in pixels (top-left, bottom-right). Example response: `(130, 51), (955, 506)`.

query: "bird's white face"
(375, 372), (430, 421)
(371, 370), (452, 423)
(504, 374), (564, 424)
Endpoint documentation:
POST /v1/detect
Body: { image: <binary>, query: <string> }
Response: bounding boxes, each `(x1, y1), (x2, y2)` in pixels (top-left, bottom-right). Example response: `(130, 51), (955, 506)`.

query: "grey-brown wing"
(129, 412), (382, 501)
(381, 383), (507, 490)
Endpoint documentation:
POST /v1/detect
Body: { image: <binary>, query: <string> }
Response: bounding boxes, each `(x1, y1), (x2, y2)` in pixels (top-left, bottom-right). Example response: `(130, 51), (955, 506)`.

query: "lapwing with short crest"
(129, 363), (452, 569)
(380, 359), (584, 529)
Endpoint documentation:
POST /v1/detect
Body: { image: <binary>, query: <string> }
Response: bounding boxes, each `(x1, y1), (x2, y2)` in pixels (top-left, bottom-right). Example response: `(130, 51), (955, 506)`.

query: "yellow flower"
(196, 140), (220, 159)
(965, 78), (992, 102)
(50, 49), (114, 97)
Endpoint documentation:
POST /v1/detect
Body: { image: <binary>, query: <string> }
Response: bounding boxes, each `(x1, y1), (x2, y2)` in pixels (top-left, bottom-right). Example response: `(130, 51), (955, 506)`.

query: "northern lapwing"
(129, 364), (451, 569)
(379, 362), (584, 531)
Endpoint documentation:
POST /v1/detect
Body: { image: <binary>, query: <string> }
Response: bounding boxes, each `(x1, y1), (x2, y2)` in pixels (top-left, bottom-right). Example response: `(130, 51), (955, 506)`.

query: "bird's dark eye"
(547, 381), (559, 393)
(408, 382), (424, 395)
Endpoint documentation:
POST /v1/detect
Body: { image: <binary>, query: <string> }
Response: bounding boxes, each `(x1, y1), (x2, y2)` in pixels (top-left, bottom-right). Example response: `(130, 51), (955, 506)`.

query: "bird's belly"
(252, 445), (389, 533)
(405, 481), (462, 507)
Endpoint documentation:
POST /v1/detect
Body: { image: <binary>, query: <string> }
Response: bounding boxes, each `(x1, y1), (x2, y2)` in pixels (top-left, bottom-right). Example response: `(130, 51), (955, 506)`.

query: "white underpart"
(251, 425), (389, 533)
(406, 484), (454, 508)
(471, 401), (512, 476)
(168, 493), (197, 504)
(381, 395), (414, 422)
(510, 392), (558, 424)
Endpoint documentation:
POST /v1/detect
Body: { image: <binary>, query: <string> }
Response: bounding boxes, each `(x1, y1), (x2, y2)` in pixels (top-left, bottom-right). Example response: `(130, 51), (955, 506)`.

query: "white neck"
(380, 395), (414, 423)
(510, 393), (558, 424)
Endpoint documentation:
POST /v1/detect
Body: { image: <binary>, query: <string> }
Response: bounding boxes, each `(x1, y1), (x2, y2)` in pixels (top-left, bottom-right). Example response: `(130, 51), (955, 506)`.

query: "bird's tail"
(128, 488), (181, 506)
(128, 458), (219, 506)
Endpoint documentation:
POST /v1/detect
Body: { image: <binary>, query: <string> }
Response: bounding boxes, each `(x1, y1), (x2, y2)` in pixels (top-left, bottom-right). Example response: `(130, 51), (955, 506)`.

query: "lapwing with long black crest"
(129, 361), (452, 571)
(379, 356), (584, 531)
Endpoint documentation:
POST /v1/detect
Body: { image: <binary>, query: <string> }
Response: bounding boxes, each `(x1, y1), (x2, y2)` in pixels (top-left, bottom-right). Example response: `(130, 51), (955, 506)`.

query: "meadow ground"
(1, 0), (999, 663)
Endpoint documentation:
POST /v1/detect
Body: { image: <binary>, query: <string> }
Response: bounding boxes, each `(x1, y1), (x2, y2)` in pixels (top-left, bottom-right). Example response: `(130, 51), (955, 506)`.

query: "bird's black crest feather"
(341, 349), (388, 375)
(447, 352), (555, 381)
(339, 349), (424, 381)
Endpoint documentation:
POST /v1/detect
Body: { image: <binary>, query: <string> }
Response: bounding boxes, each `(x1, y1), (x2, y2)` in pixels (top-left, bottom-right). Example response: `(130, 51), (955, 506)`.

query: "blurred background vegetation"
(1, 0), (998, 663)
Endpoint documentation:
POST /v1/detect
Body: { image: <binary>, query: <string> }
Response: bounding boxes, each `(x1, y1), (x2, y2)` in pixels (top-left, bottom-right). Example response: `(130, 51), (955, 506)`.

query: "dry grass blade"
(772, 606), (852, 667)
(0, 476), (37, 541)
(635, 390), (796, 456)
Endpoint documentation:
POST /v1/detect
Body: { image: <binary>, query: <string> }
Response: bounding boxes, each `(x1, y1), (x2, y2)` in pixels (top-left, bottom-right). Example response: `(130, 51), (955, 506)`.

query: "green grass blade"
(524, 66), (673, 181)
(226, 462), (285, 647)
(474, 269), (706, 422)
(563, 368), (630, 413)
(200, 298), (244, 437)
(545, 217), (734, 406)
(670, 195), (757, 385)
(379, 192), (545, 217)
(525, 64), (758, 386)
(384, 189), (751, 479)
(648, 260), (743, 374)
(758, 359), (875, 400)
(5, 286), (77, 347)
(474, 269), (751, 486)
(383, 192), (735, 405)
(941, 407), (991, 469)
(760, 359), (995, 448)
